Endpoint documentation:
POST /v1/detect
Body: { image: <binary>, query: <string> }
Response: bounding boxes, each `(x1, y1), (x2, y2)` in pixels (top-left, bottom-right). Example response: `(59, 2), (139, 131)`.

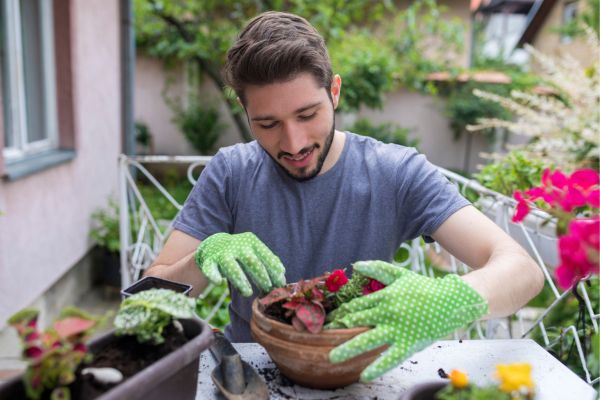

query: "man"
(146, 11), (544, 381)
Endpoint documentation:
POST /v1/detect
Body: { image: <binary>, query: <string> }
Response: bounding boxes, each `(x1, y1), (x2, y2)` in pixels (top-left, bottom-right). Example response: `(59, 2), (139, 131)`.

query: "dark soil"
(70, 324), (188, 399)
(264, 301), (289, 324)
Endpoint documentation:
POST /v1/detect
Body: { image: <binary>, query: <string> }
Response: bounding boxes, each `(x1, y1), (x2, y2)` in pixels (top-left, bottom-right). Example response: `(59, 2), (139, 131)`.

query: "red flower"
(362, 278), (386, 295)
(24, 345), (43, 359)
(73, 343), (88, 353)
(325, 269), (348, 292)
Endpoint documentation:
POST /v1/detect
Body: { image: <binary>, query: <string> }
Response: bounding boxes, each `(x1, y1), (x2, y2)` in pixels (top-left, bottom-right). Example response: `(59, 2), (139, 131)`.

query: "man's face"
(243, 73), (339, 181)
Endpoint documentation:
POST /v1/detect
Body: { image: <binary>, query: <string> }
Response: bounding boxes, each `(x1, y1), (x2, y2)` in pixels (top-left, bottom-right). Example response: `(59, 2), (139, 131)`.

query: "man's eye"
(259, 122), (278, 129)
(299, 112), (317, 121)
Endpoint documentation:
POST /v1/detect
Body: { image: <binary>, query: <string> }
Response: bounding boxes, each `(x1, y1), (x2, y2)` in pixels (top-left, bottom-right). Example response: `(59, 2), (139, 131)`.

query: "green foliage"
(444, 81), (513, 141)
(437, 384), (513, 400)
(333, 273), (369, 306)
(90, 198), (120, 253)
(115, 289), (196, 344)
(8, 307), (103, 400)
(386, 0), (465, 93)
(330, 31), (397, 112)
(591, 330), (600, 378)
(529, 277), (600, 381)
(135, 121), (154, 155)
(135, 122), (152, 148)
(134, 0), (467, 140)
(347, 118), (418, 148)
(474, 150), (548, 196)
(554, 0), (600, 40)
(173, 101), (223, 154)
(195, 283), (231, 330)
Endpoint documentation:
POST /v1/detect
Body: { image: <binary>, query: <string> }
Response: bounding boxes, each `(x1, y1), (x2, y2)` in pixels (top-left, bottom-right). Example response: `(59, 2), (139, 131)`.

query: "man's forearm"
(461, 244), (545, 319)
(144, 251), (210, 297)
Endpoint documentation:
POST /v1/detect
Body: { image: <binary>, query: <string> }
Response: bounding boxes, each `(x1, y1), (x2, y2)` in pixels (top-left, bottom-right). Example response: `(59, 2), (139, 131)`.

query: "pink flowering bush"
(512, 168), (600, 289)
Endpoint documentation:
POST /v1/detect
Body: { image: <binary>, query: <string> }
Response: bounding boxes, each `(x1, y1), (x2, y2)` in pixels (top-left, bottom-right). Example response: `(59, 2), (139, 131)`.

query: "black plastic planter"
(399, 381), (447, 400)
(0, 318), (214, 400)
(121, 276), (192, 298)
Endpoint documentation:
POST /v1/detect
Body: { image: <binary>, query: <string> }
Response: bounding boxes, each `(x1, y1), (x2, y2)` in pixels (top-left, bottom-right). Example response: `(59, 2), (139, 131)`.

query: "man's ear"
(330, 74), (342, 110)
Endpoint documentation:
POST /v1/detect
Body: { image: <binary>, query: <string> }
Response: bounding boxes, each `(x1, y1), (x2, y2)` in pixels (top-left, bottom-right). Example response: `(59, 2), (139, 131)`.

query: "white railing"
(118, 154), (598, 385)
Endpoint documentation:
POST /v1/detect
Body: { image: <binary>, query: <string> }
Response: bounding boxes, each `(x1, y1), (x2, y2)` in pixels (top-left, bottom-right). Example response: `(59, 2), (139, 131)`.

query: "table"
(197, 339), (597, 399)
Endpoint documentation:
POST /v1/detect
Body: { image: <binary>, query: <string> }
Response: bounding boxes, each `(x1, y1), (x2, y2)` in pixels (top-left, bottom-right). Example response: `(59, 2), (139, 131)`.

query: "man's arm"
(144, 230), (210, 297)
(431, 205), (545, 319)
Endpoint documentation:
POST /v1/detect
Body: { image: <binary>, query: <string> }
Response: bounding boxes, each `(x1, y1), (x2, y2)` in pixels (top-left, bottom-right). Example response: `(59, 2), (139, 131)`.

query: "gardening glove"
(195, 232), (286, 297)
(328, 260), (488, 382)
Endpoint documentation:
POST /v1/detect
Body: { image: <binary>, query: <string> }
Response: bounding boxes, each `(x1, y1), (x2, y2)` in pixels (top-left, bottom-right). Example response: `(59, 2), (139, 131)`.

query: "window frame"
(2, 0), (59, 163)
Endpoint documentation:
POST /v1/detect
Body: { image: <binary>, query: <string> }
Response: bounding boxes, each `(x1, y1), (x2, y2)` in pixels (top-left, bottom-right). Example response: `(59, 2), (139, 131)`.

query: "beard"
(276, 117), (336, 182)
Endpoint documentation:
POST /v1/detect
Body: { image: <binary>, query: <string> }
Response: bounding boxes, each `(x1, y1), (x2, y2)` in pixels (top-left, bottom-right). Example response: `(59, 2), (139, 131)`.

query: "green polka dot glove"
(328, 260), (488, 382)
(195, 232), (287, 297)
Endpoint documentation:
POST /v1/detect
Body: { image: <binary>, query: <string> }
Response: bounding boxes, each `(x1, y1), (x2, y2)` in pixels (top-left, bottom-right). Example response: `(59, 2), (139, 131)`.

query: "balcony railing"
(118, 154), (598, 385)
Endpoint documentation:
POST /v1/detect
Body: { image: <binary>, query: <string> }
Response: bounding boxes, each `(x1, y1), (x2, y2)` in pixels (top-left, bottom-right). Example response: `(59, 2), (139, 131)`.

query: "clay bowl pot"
(250, 298), (386, 389)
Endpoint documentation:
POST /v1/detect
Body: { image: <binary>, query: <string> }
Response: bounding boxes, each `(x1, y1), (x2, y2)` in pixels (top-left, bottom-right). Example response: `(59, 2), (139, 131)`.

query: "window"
(561, 1), (579, 44)
(1, 0), (58, 163)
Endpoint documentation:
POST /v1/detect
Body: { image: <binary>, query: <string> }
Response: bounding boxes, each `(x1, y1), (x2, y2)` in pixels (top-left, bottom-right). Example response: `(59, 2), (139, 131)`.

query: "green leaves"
(135, 0), (468, 140)
(115, 289), (196, 344)
(8, 307), (103, 400)
(90, 197), (120, 252)
(474, 150), (547, 196)
(347, 118), (418, 148)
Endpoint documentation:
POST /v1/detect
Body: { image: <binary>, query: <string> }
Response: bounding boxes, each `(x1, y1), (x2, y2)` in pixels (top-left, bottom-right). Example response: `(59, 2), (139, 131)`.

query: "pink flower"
(550, 170), (569, 188)
(587, 189), (600, 208)
(512, 191), (530, 222)
(570, 169), (600, 190)
(513, 169), (600, 221)
(325, 269), (348, 292)
(362, 278), (386, 295)
(555, 217), (600, 289)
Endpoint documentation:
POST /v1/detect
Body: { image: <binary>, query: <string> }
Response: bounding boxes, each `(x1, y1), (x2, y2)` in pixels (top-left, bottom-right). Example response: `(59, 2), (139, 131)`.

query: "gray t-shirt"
(173, 132), (469, 342)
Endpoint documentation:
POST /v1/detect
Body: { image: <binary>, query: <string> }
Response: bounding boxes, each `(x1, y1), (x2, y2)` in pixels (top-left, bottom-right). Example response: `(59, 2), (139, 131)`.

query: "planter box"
(0, 318), (213, 400)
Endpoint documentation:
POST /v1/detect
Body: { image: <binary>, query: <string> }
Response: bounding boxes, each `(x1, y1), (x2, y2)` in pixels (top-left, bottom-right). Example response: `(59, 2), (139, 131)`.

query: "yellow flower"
(495, 363), (534, 393)
(448, 369), (469, 389)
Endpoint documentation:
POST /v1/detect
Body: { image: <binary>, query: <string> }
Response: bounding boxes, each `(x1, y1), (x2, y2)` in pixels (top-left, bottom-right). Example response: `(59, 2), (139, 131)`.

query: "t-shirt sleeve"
(172, 151), (234, 241)
(397, 149), (470, 242)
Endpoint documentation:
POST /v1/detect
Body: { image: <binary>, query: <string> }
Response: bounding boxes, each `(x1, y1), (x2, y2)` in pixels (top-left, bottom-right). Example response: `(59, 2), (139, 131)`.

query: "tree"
(134, 0), (465, 142)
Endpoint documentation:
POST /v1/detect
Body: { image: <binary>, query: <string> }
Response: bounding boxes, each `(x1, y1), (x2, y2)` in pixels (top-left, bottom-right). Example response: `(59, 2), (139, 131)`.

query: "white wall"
(134, 56), (242, 155)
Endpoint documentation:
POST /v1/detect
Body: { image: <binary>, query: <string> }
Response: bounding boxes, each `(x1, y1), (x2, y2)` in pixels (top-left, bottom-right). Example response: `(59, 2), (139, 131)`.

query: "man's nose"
(280, 122), (309, 155)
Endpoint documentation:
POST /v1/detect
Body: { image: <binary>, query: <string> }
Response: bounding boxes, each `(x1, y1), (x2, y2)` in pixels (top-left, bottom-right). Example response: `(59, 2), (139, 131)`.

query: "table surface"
(197, 339), (597, 400)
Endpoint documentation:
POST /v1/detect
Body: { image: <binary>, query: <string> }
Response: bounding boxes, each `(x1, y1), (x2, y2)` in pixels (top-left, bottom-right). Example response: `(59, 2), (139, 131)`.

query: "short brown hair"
(223, 11), (332, 104)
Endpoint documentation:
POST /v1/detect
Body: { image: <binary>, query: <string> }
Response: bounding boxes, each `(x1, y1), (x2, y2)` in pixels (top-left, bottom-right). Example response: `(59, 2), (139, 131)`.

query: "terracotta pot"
(0, 318), (213, 400)
(398, 381), (447, 399)
(250, 298), (386, 389)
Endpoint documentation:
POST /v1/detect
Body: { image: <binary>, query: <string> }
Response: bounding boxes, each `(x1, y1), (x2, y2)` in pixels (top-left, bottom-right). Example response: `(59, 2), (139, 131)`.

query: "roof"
(517, 0), (558, 46)
(426, 71), (513, 84)
(477, 0), (536, 14)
